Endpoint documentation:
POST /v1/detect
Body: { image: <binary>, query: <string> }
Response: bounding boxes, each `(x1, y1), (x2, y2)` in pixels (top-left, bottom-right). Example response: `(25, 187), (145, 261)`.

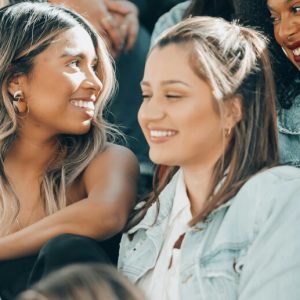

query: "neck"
(5, 132), (59, 176)
(182, 160), (217, 217)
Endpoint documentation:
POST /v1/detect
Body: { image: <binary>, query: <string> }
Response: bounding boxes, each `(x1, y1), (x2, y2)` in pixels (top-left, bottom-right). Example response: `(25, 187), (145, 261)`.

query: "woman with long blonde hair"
(0, 2), (138, 299)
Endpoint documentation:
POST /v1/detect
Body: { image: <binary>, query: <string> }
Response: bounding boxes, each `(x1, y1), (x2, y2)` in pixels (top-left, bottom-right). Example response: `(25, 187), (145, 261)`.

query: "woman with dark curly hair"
(233, 0), (300, 167)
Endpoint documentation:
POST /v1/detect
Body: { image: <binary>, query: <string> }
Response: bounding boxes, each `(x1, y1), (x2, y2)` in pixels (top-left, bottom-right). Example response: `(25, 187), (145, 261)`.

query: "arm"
(0, 144), (139, 260)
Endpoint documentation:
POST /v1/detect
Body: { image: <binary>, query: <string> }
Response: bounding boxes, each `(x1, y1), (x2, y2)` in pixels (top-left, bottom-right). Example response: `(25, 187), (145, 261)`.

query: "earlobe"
(225, 96), (243, 126)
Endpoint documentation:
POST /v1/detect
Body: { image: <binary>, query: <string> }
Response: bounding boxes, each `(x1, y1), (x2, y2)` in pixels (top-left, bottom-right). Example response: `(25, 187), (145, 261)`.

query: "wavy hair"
(0, 2), (116, 235)
(127, 17), (279, 229)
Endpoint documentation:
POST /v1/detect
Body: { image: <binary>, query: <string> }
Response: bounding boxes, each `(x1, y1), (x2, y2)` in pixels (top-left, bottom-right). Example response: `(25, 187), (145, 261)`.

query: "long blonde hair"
(127, 17), (278, 229)
(0, 3), (116, 235)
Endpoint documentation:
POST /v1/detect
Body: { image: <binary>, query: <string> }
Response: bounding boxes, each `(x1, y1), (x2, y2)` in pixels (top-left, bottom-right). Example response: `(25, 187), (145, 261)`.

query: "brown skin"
(0, 143), (138, 260)
(0, 26), (139, 260)
(49, 0), (139, 56)
(267, 0), (300, 70)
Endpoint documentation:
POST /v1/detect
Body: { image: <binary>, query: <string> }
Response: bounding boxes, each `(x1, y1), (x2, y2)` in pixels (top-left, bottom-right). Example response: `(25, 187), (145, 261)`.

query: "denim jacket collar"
(127, 171), (180, 234)
(128, 170), (234, 233)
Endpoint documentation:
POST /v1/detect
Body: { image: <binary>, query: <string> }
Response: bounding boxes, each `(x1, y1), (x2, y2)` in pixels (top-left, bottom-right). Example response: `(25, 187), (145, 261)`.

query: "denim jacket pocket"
(119, 227), (164, 283)
(199, 245), (248, 300)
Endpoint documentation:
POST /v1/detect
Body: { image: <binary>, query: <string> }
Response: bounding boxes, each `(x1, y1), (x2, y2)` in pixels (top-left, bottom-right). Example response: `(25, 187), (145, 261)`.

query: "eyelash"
(142, 94), (151, 100)
(141, 94), (183, 100)
(166, 95), (182, 99)
(270, 5), (300, 24)
(68, 59), (80, 68)
(67, 59), (98, 74)
(291, 5), (300, 15)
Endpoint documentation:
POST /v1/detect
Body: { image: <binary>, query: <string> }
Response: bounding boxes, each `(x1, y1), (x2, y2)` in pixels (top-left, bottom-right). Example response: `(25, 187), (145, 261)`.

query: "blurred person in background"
(17, 264), (145, 300)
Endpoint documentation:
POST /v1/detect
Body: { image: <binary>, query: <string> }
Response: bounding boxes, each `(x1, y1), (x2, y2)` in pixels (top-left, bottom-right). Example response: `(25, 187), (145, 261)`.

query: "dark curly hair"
(232, 0), (300, 109)
(182, 0), (299, 109)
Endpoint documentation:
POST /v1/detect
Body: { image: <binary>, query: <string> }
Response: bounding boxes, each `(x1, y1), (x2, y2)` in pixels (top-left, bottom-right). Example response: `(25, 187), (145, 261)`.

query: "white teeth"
(71, 100), (94, 110)
(150, 130), (176, 137)
(293, 47), (300, 56)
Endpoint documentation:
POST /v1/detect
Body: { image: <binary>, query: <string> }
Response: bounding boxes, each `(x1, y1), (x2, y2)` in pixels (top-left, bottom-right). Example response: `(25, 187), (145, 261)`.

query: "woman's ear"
(224, 96), (243, 128)
(7, 73), (26, 97)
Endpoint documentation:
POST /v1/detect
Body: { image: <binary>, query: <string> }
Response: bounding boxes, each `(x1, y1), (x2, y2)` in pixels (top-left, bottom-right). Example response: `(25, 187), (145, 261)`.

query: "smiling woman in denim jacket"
(118, 17), (300, 300)
(151, 0), (300, 169)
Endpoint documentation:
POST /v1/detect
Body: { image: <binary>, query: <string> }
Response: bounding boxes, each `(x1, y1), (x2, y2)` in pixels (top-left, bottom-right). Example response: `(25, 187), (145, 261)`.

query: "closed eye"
(166, 94), (183, 99)
(142, 94), (152, 100)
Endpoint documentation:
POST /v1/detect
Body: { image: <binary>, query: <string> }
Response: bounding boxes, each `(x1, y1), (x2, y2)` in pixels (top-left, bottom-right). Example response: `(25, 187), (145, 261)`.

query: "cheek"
(273, 26), (282, 45)
(137, 104), (147, 133)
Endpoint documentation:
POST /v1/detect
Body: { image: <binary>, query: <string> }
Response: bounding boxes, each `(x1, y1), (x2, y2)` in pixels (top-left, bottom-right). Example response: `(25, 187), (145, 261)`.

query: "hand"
(107, 0), (139, 52)
(49, 0), (125, 56)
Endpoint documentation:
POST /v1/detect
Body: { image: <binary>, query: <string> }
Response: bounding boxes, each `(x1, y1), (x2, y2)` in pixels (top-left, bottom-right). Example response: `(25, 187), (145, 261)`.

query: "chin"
(68, 123), (92, 135)
(149, 151), (178, 167)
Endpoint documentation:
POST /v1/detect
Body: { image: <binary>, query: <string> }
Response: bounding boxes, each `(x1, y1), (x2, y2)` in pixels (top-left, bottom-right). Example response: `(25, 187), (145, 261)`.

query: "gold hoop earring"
(225, 127), (232, 138)
(13, 90), (29, 116)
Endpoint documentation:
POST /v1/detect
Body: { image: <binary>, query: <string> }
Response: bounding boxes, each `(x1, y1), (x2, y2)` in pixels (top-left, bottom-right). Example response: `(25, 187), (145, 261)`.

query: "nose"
(278, 14), (298, 41)
(138, 97), (165, 123)
(82, 68), (103, 96)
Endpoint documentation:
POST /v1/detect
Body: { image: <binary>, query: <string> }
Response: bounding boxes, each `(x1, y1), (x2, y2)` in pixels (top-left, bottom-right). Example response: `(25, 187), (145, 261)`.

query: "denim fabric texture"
(150, 1), (190, 47)
(119, 166), (300, 300)
(278, 94), (300, 167)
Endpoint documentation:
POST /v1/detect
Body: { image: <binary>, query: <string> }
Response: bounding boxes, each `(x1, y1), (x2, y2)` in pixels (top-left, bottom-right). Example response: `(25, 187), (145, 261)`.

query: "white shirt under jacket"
(137, 169), (192, 300)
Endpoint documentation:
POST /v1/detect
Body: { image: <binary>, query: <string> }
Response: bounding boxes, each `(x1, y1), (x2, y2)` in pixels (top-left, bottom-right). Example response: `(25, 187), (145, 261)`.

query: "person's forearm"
(0, 198), (126, 260)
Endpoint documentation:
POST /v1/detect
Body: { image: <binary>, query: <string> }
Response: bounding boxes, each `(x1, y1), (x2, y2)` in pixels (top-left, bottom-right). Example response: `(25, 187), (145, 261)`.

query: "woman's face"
(268, 0), (300, 70)
(14, 25), (103, 136)
(138, 44), (227, 169)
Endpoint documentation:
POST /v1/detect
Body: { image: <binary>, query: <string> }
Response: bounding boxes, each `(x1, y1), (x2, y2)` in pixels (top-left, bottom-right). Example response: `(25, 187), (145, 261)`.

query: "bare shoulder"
(86, 143), (139, 172)
(82, 143), (140, 192)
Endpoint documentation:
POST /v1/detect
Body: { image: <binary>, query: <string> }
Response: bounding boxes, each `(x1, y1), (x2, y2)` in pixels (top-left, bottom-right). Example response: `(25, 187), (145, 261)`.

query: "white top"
(137, 170), (192, 300)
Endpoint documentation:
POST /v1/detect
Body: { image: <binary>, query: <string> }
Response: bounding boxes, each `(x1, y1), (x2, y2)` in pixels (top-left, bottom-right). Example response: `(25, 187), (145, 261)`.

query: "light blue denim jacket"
(150, 1), (189, 47)
(278, 94), (300, 167)
(119, 166), (300, 299)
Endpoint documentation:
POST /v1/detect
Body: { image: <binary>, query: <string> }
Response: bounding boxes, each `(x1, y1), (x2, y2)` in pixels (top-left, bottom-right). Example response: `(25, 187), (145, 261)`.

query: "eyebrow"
(60, 49), (98, 62)
(268, 0), (294, 10)
(140, 80), (190, 87)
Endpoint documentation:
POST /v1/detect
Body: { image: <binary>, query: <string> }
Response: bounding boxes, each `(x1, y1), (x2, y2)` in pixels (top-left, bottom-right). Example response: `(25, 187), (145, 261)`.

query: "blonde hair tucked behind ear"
(127, 16), (278, 229)
(0, 3), (118, 235)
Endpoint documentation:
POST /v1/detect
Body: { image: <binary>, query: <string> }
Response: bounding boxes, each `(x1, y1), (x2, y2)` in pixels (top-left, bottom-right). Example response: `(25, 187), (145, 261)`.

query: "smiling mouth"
(71, 100), (95, 118)
(292, 47), (300, 56)
(150, 130), (177, 137)
(71, 100), (95, 110)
